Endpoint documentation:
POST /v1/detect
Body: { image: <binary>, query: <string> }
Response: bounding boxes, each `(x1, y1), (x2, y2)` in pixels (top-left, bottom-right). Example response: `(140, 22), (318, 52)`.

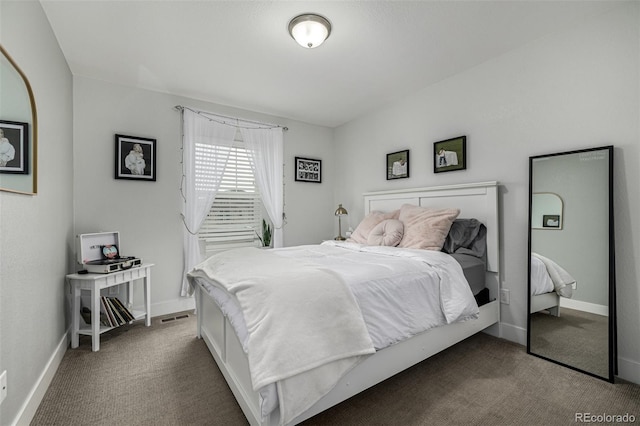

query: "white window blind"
(196, 140), (262, 256)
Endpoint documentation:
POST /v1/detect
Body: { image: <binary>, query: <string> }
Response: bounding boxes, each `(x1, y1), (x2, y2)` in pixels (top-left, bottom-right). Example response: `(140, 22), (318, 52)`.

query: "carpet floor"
(32, 312), (640, 426)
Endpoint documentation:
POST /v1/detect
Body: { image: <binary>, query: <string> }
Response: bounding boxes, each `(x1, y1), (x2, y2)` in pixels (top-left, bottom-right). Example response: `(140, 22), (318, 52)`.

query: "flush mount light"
(288, 13), (331, 49)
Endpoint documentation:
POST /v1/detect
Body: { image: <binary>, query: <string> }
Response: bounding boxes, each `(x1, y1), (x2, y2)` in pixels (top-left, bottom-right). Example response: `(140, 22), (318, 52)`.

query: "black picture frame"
(115, 134), (156, 181)
(542, 214), (561, 228)
(386, 150), (410, 180)
(0, 120), (29, 174)
(294, 157), (321, 183)
(434, 136), (466, 173)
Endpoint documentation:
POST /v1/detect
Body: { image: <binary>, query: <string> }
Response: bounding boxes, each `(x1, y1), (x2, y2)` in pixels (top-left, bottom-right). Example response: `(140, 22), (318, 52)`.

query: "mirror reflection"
(531, 193), (563, 229)
(528, 146), (615, 382)
(0, 44), (38, 194)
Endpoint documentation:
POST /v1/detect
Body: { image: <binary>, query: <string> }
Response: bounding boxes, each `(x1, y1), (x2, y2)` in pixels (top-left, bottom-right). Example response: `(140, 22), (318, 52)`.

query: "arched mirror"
(531, 193), (563, 230)
(0, 44), (38, 195)
(527, 146), (616, 382)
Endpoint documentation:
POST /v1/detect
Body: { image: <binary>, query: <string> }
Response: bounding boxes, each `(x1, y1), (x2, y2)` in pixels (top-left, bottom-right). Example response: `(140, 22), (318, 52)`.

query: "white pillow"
(348, 210), (399, 244)
(367, 219), (404, 247)
(397, 204), (460, 250)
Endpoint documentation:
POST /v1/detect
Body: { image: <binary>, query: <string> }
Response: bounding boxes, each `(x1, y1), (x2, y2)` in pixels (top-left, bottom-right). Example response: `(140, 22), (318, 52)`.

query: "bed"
(529, 252), (575, 316)
(188, 181), (500, 426)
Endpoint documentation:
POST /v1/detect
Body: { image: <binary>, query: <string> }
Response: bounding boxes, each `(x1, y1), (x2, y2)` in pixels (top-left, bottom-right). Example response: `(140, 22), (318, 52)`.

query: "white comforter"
(531, 253), (575, 298)
(189, 241), (479, 423)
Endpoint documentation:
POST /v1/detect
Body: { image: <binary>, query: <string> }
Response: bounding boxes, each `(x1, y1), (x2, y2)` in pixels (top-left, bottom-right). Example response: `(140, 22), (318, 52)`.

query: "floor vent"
(161, 314), (189, 323)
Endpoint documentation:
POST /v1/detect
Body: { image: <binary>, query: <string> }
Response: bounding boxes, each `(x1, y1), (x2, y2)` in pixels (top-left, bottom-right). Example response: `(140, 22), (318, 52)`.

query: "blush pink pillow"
(367, 219), (404, 246)
(397, 204), (460, 250)
(348, 210), (400, 244)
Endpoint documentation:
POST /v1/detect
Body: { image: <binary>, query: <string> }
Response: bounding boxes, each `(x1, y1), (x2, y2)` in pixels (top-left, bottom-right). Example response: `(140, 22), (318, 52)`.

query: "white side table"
(66, 264), (153, 351)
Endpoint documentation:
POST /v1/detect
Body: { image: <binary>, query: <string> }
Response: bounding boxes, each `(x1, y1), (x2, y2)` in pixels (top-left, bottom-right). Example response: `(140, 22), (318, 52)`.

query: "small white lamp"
(334, 204), (348, 241)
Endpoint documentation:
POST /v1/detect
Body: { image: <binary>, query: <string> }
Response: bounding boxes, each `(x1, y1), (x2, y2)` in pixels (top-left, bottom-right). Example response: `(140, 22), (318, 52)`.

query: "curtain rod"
(175, 105), (288, 131)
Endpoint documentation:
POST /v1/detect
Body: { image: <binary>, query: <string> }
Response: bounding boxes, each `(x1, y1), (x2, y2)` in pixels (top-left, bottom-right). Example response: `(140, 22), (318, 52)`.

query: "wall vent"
(161, 314), (189, 323)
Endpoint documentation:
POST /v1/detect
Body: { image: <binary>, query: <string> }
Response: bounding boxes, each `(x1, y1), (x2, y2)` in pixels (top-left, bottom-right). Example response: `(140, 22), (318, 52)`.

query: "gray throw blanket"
(441, 218), (487, 258)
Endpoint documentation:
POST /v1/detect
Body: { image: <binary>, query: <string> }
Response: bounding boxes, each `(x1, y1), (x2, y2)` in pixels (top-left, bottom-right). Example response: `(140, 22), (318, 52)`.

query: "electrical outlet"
(500, 289), (510, 305)
(1, 370), (7, 404)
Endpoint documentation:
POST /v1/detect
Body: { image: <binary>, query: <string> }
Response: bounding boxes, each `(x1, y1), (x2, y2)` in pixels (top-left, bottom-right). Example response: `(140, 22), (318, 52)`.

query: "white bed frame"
(530, 292), (560, 316)
(193, 181), (501, 425)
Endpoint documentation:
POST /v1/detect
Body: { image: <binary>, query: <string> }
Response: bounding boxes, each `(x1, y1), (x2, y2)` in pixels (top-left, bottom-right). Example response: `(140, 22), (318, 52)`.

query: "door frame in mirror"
(527, 145), (616, 383)
(0, 44), (38, 195)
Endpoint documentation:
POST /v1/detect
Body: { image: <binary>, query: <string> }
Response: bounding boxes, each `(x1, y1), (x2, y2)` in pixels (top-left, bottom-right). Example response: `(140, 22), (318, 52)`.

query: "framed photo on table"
(115, 134), (156, 181)
(294, 157), (321, 183)
(0, 120), (28, 174)
(434, 136), (466, 173)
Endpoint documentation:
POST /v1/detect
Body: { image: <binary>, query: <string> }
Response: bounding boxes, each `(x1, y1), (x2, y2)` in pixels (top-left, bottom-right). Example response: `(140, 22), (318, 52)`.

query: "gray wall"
(333, 3), (639, 382)
(0, 1), (74, 424)
(72, 76), (336, 315)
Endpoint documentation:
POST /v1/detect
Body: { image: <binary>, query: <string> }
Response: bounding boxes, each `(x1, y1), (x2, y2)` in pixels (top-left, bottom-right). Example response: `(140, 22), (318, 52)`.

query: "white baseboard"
(499, 321), (527, 346)
(147, 297), (196, 318)
(559, 298), (608, 316)
(618, 356), (640, 385)
(13, 330), (69, 426)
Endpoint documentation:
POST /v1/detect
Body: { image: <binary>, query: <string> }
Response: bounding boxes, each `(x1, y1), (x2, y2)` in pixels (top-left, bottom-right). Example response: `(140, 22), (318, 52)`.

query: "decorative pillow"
(367, 219), (404, 247)
(348, 210), (400, 244)
(397, 204), (460, 250)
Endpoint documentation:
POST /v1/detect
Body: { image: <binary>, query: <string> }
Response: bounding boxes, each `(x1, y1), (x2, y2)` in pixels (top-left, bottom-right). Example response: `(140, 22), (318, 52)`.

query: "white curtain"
(241, 127), (285, 248)
(180, 109), (236, 296)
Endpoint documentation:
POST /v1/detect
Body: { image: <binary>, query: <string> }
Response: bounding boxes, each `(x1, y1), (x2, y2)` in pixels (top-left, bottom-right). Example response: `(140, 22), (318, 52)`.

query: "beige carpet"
(32, 312), (640, 426)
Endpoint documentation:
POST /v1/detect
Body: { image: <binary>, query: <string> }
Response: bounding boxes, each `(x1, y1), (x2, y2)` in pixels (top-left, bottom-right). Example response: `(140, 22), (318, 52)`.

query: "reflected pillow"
(397, 204), (460, 250)
(348, 210), (399, 244)
(367, 219), (404, 247)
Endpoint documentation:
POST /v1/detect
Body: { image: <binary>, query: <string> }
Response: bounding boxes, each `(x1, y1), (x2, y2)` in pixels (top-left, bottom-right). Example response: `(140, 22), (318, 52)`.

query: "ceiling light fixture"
(288, 13), (331, 49)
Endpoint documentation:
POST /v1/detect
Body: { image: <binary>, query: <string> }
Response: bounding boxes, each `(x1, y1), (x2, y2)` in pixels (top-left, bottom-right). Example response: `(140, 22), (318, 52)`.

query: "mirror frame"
(527, 145), (616, 383)
(0, 44), (38, 195)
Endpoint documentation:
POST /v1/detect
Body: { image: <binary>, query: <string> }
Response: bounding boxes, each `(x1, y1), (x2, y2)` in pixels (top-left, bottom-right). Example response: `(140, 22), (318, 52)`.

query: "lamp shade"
(288, 14), (331, 49)
(335, 204), (348, 216)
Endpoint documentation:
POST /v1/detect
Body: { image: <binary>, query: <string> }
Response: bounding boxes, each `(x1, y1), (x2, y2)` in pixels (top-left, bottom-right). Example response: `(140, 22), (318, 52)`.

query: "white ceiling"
(40, 1), (618, 128)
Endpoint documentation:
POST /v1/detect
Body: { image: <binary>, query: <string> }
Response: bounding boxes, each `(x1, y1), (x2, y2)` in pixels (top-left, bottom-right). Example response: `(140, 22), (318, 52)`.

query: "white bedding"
(190, 241), (479, 422)
(531, 253), (575, 298)
(531, 254), (554, 296)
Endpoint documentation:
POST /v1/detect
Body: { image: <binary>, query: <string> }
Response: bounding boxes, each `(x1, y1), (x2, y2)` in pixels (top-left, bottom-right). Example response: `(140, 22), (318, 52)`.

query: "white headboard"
(363, 181), (500, 273)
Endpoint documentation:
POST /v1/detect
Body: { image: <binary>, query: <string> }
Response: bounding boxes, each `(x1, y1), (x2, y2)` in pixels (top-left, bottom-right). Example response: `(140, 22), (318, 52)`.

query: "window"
(196, 137), (262, 256)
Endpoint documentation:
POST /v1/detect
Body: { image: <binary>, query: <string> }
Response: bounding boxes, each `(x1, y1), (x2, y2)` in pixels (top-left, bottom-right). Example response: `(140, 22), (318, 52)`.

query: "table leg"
(71, 282), (80, 348)
(144, 267), (151, 326)
(195, 284), (202, 339)
(91, 285), (100, 352)
(127, 279), (134, 323)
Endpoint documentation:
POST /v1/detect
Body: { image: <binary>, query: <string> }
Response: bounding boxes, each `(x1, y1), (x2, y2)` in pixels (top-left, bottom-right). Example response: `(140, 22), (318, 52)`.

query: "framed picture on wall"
(542, 214), (561, 228)
(294, 157), (321, 183)
(0, 120), (29, 174)
(386, 150), (410, 180)
(115, 134), (157, 181)
(434, 136), (466, 173)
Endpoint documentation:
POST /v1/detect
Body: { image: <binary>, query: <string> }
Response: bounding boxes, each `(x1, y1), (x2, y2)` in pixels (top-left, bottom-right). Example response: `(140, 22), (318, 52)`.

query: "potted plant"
(254, 219), (272, 248)
(261, 219), (272, 248)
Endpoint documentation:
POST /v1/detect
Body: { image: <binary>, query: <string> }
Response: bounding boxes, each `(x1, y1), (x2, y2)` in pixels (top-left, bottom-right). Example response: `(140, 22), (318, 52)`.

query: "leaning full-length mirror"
(527, 146), (616, 382)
